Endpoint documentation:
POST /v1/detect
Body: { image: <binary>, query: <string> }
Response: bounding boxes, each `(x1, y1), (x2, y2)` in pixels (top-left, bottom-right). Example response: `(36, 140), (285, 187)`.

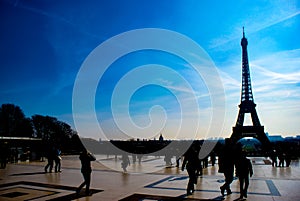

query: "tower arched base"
(230, 125), (271, 154)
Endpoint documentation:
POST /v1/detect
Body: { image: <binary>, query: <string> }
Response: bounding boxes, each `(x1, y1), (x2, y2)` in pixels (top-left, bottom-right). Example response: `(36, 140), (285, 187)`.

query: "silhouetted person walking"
(202, 156), (208, 168)
(278, 151), (285, 167)
(182, 144), (200, 195)
(270, 149), (278, 167)
(54, 147), (62, 172)
(236, 151), (253, 199)
(121, 153), (130, 172)
(137, 154), (143, 164)
(76, 149), (96, 196)
(175, 148), (181, 167)
(44, 146), (55, 173)
(210, 151), (216, 166)
(0, 142), (9, 169)
(219, 138), (235, 196)
(285, 151), (291, 167)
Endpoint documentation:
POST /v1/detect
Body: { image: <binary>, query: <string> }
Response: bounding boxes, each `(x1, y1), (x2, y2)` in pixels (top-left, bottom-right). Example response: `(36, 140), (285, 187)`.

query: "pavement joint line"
(144, 176), (281, 197)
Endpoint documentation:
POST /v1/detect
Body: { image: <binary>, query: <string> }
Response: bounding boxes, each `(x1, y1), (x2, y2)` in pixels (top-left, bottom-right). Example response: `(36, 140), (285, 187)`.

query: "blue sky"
(1, 0), (299, 140)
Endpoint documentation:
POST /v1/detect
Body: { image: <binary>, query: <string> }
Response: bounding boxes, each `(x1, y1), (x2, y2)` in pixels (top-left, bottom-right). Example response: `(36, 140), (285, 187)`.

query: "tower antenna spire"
(243, 26), (245, 38)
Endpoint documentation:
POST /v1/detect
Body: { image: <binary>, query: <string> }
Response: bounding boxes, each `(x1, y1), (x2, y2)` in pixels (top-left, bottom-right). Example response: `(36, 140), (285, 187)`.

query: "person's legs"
(84, 173), (91, 194)
(77, 181), (86, 193)
(49, 159), (53, 172)
(176, 158), (180, 167)
(220, 172), (228, 196)
(44, 162), (49, 172)
(0, 159), (5, 169)
(224, 171), (233, 194)
(187, 178), (194, 195)
(54, 159), (58, 172)
(77, 172), (87, 195)
(58, 161), (61, 172)
(56, 159), (61, 172)
(239, 177), (245, 198)
(244, 175), (249, 198)
(187, 168), (195, 195)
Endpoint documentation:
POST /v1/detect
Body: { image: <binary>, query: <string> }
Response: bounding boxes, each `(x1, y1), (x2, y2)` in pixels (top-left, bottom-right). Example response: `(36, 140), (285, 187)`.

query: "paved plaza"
(0, 156), (299, 201)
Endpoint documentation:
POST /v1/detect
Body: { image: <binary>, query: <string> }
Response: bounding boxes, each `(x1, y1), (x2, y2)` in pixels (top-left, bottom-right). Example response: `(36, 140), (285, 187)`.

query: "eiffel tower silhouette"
(230, 28), (270, 151)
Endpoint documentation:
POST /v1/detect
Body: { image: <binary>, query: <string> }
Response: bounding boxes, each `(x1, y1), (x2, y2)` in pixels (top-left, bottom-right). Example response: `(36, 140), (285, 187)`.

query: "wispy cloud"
(251, 10), (300, 34)
(209, 5), (300, 49)
(252, 49), (300, 83)
(253, 64), (300, 84)
(218, 69), (240, 90)
(249, 50), (300, 101)
(164, 84), (196, 94)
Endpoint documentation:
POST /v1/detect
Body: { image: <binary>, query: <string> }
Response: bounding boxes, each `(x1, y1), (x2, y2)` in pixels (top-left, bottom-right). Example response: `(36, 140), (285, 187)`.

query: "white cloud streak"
(209, 4), (300, 49)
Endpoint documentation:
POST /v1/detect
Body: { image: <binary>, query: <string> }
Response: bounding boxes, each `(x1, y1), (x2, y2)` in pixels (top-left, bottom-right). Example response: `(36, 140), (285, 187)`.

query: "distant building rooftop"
(268, 135), (284, 142)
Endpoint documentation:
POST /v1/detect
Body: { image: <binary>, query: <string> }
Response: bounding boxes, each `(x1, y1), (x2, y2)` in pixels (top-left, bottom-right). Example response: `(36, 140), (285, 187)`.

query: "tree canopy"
(31, 114), (77, 145)
(0, 103), (33, 137)
(0, 103), (78, 151)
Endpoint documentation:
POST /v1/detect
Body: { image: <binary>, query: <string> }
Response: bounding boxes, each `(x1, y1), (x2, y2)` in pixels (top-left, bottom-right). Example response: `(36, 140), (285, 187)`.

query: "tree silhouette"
(0, 104), (33, 137)
(0, 103), (80, 153)
(31, 114), (77, 150)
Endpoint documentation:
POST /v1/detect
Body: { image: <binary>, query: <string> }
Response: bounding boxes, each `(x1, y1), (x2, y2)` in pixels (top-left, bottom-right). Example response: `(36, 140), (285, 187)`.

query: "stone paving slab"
(0, 156), (299, 201)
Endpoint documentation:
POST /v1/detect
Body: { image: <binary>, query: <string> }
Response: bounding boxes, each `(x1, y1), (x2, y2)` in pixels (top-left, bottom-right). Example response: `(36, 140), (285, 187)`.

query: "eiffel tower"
(230, 28), (270, 151)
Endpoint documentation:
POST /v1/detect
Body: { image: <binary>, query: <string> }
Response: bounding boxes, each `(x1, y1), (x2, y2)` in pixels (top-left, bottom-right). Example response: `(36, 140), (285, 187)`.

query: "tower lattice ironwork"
(230, 28), (270, 151)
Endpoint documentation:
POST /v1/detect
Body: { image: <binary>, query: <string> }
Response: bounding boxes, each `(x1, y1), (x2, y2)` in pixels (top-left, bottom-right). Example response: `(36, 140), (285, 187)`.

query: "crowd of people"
(3, 138), (296, 199)
(270, 149), (292, 167)
(181, 138), (253, 199)
(41, 139), (293, 199)
(43, 145), (96, 196)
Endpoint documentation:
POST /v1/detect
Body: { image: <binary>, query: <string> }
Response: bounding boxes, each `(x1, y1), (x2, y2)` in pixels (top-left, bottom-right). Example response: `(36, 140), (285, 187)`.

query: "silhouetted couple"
(44, 146), (61, 173)
(219, 138), (253, 199)
(182, 143), (201, 195)
(76, 148), (96, 196)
